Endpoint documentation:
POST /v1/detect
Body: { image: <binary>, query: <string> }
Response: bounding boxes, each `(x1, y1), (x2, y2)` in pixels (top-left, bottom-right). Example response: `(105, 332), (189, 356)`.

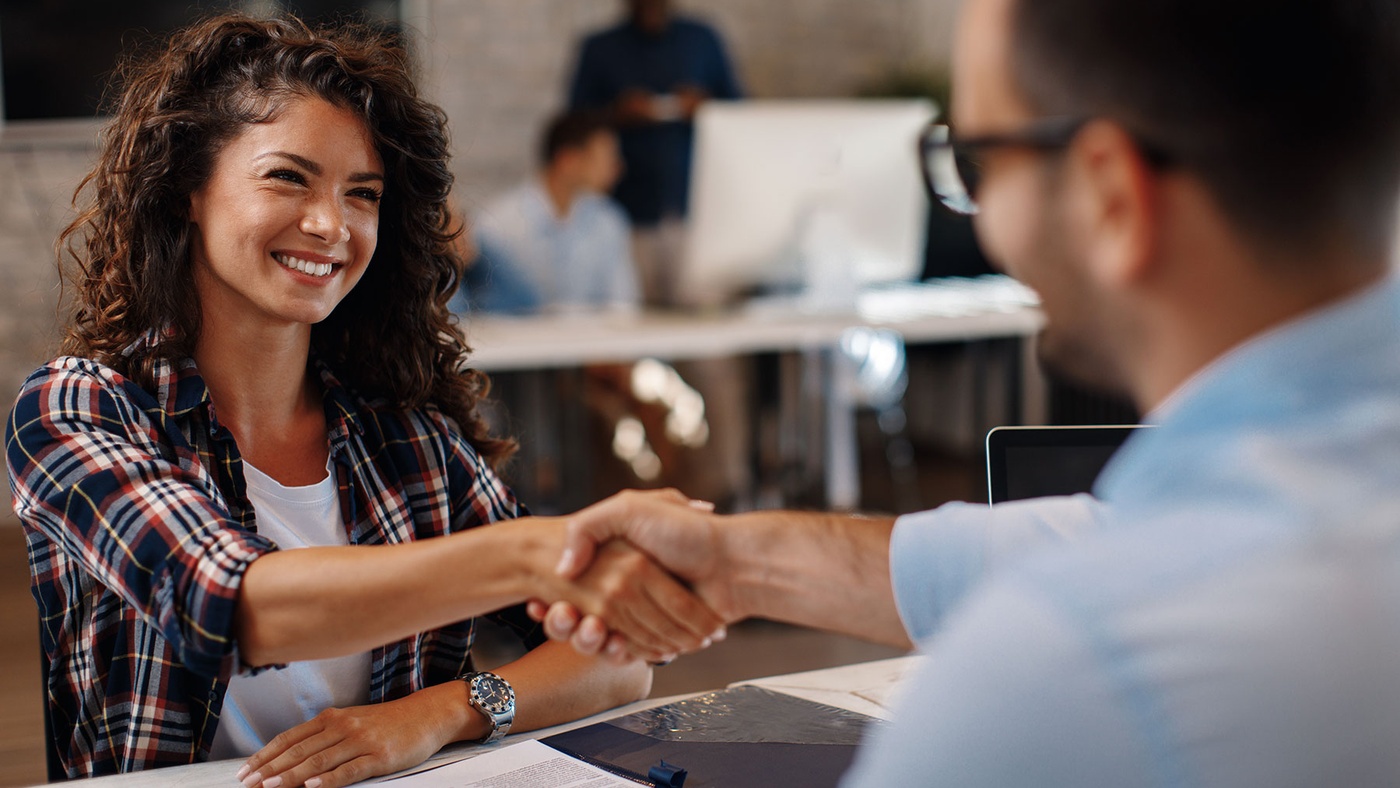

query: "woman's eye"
(268, 168), (307, 185)
(350, 188), (383, 203)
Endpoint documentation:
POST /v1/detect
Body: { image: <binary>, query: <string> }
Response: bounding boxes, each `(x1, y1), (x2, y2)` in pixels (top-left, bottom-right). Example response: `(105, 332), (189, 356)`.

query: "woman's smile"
(187, 95), (383, 328)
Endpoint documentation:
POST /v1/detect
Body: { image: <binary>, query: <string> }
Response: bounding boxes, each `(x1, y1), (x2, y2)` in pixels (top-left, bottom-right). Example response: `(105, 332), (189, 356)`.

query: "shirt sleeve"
(702, 25), (743, 99)
(568, 36), (608, 110)
(5, 363), (278, 679)
(841, 578), (1156, 788)
(890, 494), (1109, 641)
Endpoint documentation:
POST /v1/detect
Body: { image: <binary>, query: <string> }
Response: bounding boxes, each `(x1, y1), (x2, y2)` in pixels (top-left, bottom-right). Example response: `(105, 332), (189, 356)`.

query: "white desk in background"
(54, 656), (926, 788)
(464, 279), (1043, 371)
(462, 277), (1045, 511)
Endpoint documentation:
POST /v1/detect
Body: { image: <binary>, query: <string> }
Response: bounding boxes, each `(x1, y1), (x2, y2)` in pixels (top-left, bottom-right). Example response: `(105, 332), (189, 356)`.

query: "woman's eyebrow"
(255, 150), (384, 182)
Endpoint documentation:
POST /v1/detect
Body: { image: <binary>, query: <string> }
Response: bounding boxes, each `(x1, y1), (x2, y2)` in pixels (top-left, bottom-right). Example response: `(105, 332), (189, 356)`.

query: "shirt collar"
(1098, 274), (1400, 503)
(311, 354), (365, 442)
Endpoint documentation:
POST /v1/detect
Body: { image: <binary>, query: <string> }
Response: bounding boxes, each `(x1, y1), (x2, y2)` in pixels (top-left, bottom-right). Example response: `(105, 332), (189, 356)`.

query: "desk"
(52, 656), (926, 787)
(462, 280), (1044, 510)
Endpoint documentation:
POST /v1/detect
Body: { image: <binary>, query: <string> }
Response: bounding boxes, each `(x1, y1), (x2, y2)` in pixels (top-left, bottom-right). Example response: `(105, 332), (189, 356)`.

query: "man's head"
(952, 0), (1400, 404)
(627, 0), (672, 36)
(541, 110), (624, 195)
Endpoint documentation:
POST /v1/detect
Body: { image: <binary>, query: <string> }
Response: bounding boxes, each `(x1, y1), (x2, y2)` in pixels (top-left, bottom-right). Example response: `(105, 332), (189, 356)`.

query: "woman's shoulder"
(17, 353), (198, 411)
(15, 356), (137, 405)
(7, 357), (167, 454)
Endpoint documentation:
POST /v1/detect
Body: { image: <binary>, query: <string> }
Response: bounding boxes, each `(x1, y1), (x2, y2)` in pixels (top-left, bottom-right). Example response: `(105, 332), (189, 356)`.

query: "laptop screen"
(986, 425), (1146, 504)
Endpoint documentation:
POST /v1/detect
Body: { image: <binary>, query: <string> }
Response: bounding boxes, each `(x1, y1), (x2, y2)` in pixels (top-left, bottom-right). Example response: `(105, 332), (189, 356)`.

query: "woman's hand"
(528, 489), (736, 662)
(551, 538), (726, 663)
(237, 682), (473, 788)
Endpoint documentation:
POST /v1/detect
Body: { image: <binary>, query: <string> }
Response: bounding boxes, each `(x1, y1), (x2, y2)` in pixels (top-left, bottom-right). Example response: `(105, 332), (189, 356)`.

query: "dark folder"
(541, 685), (881, 787)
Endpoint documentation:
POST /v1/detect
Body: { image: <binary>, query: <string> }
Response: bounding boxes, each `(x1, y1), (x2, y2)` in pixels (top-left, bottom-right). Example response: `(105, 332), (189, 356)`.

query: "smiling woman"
(4, 13), (726, 786)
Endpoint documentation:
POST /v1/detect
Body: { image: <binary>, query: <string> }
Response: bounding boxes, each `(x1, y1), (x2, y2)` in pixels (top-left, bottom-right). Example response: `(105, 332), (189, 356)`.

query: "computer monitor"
(986, 425), (1150, 504)
(679, 100), (936, 307)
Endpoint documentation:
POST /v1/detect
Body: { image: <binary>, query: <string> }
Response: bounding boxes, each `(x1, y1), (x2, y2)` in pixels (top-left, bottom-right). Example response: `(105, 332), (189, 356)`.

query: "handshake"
(525, 489), (737, 664)
(521, 489), (910, 663)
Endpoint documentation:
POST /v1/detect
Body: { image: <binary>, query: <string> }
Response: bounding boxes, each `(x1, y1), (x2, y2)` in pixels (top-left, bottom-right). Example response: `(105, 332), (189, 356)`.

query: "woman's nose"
(301, 193), (351, 245)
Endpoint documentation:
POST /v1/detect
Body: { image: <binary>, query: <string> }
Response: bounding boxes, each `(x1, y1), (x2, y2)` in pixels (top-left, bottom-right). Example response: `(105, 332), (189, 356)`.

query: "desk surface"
(462, 280), (1043, 371)
(54, 656), (924, 787)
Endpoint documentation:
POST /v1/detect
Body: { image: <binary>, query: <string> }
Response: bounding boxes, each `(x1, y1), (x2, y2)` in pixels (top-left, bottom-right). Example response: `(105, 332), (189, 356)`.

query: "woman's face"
(188, 94), (383, 330)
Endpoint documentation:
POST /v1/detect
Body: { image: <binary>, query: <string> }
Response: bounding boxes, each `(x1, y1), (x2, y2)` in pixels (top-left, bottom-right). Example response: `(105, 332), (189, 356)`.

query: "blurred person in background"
(568, 0), (741, 306)
(459, 110), (639, 315)
(569, 0), (751, 508)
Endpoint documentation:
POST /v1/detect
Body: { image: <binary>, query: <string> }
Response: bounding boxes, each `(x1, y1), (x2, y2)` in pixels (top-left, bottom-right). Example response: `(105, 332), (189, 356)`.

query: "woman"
(4, 13), (721, 785)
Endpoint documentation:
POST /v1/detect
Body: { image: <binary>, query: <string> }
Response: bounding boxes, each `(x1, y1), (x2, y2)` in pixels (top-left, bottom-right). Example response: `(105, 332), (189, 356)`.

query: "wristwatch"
(459, 671), (515, 743)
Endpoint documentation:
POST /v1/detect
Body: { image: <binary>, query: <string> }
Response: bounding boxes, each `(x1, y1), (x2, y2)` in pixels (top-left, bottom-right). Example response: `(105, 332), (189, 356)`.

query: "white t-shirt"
(209, 459), (371, 760)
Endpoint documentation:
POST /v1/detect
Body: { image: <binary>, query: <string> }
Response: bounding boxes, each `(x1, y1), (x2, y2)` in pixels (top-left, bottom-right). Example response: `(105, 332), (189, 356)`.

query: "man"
(463, 110), (639, 314)
(568, 0), (742, 305)
(536, 0), (1400, 783)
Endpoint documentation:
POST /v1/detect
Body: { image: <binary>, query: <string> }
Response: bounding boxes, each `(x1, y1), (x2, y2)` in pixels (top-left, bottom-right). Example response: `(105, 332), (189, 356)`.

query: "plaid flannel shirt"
(6, 351), (537, 778)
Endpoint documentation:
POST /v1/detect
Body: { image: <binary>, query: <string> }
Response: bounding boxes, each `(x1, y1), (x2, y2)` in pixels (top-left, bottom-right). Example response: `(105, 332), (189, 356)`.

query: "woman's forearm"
(492, 641), (651, 735)
(432, 640), (651, 744)
(235, 517), (566, 666)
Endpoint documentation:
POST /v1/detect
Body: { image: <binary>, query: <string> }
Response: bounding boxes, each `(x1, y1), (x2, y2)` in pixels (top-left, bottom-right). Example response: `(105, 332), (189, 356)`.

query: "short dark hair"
(1009, 0), (1400, 258)
(540, 109), (614, 165)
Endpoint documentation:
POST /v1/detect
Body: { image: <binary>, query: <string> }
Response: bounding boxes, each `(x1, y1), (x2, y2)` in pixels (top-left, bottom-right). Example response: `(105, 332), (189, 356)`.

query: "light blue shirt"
(471, 179), (639, 312)
(847, 277), (1400, 786)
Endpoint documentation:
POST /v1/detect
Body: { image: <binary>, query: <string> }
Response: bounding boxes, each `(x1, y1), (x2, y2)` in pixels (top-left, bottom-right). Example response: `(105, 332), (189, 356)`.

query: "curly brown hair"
(58, 13), (514, 467)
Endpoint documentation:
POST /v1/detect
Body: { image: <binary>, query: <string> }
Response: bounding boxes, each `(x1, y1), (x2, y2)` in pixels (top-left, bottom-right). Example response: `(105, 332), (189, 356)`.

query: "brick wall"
(416, 0), (959, 210)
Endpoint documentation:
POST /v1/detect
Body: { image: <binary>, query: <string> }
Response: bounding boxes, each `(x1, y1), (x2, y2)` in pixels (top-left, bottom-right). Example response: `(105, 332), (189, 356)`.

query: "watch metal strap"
(461, 671), (515, 743)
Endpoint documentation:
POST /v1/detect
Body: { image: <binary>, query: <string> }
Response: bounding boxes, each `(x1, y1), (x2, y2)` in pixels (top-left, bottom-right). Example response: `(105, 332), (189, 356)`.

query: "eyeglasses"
(919, 117), (1173, 215)
(918, 117), (1088, 215)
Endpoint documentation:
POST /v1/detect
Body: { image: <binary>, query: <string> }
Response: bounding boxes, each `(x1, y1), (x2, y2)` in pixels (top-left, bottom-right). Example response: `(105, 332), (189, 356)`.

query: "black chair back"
(39, 631), (67, 782)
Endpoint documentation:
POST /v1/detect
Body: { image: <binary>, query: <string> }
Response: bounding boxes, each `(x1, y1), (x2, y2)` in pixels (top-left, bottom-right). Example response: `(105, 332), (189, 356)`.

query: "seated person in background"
(464, 110), (639, 314)
(4, 14), (719, 782)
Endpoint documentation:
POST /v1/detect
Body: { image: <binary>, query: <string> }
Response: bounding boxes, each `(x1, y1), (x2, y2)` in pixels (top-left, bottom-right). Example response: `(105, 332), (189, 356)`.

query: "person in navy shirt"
(568, 0), (741, 304)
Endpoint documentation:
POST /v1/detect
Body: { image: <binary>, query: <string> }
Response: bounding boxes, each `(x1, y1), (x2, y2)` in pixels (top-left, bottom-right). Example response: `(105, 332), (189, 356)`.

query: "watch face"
(472, 674), (515, 714)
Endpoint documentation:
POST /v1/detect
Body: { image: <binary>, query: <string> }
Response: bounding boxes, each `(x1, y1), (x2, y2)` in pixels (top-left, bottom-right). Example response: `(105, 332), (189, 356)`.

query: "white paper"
(733, 655), (926, 720)
(377, 739), (638, 788)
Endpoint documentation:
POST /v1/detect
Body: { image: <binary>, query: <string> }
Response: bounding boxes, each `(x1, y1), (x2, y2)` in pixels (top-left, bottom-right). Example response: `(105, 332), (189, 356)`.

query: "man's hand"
(614, 89), (659, 125)
(531, 489), (739, 661)
(675, 85), (709, 119)
(552, 538), (725, 663)
(236, 687), (457, 788)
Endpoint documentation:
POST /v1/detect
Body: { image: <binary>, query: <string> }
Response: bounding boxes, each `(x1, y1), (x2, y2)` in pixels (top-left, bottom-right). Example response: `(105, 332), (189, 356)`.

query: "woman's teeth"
(274, 253), (334, 277)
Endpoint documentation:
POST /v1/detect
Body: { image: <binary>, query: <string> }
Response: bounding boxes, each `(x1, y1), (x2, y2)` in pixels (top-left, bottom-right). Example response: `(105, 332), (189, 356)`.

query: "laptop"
(985, 425), (1148, 504)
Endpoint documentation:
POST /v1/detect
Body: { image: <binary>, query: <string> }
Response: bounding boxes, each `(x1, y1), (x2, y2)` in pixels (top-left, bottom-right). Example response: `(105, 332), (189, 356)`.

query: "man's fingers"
(525, 599), (549, 623)
(654, 488), (691, 505)
(543, 601), (582, 641)
(570, 614), (610, 656)
(642, 571), (726, 647)
(558, 488), (712, 579)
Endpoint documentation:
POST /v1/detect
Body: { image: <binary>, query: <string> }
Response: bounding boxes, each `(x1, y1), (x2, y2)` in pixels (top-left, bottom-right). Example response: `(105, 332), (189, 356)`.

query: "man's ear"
(1066, 120), (1158, 290)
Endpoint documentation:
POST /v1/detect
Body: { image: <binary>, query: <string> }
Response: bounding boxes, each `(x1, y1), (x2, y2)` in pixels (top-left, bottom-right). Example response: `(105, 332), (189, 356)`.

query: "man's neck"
(1134, 257), (1387, 412)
